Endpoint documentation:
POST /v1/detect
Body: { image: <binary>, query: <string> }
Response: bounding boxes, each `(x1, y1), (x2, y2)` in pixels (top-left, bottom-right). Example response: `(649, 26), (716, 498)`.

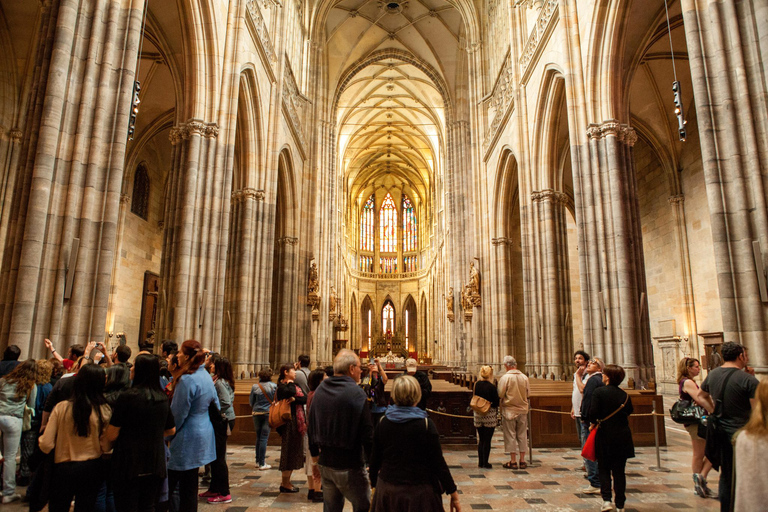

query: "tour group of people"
(0, 338), (764, 511)
(0, 339), (236, 510)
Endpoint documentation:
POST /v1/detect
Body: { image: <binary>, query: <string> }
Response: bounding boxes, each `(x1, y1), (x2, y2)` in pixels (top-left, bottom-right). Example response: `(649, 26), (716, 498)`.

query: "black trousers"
(717, 430), (735, 512)
(597, 456), (627, 508)
(48, 458), (104, 512)
(168, 468), (199, 512)
(114, 475), (163, 512)
(476, 426), (495, 466)
(208, 421), (233, 495)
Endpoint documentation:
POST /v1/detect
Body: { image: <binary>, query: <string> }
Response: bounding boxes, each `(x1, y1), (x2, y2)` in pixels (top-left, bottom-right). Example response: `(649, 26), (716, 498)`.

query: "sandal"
(502, 462), (518, 470)
(519, 461), (527, 469)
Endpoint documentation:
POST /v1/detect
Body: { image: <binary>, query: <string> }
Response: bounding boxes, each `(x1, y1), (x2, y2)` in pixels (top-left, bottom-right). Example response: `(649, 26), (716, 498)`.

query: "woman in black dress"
(276, 364), (307, 493)
(369, 375), (461, 512)
(587, 364), (634, 512)
(473, 365), (499, 469)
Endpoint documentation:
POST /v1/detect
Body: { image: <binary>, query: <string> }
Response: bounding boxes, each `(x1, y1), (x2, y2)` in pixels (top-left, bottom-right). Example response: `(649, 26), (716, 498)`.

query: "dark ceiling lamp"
(664, 0), (687, 142)
(128, 1), (150, 141)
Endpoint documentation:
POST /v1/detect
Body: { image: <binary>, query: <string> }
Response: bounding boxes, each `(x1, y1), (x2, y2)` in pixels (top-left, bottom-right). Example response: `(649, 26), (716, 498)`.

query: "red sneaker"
(208, 495), (232, 504)
(198, 491), (218, 499)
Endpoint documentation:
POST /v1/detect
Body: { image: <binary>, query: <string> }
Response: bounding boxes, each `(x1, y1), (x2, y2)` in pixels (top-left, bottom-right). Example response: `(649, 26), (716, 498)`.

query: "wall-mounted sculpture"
(307, 261), (321, 320)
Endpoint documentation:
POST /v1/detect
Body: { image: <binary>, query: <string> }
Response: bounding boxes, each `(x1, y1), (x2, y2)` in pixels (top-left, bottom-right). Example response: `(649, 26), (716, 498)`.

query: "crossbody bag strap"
(596, 394), (629, 426)
(257, 382), (276, 404)
(716, 368), (739, 404)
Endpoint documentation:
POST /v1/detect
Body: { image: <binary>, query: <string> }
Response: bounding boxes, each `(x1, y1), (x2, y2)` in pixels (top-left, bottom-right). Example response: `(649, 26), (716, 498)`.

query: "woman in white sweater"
(734, 378), (768, 511)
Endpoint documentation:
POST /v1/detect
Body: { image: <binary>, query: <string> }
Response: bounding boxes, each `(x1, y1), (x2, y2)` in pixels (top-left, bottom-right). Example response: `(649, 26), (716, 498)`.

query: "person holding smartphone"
(361, 358), (388, 425)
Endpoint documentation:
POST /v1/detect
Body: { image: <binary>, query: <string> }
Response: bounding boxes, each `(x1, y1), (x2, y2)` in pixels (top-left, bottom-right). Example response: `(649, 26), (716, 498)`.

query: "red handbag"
(581, 394), (629, 462)
(581, 427), (598, 461)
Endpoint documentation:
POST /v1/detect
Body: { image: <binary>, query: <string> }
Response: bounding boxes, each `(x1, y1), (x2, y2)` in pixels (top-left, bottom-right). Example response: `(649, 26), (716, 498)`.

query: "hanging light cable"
(128, 1), (150, 141)
(664, 0), (687, 142)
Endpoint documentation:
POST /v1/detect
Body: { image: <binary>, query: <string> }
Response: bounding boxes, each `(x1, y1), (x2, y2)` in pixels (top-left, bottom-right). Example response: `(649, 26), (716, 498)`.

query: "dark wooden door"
(139, 272), (160, 346)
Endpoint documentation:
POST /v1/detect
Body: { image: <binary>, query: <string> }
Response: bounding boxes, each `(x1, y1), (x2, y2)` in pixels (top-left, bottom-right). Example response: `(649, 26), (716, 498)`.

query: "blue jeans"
(253, 413), (270, 466)
(319, 465), (371, 512)
(0, 415), (22, 496)
(581, 420), (600, 487)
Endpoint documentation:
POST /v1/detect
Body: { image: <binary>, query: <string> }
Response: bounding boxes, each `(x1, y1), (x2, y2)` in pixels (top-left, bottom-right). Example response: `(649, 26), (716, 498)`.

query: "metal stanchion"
(649, 399), (669, 472)
(526, 409), (538, 467)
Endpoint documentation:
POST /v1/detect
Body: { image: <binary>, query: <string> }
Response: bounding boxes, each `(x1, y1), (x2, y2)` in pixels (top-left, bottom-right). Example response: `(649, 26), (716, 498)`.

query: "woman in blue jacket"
(167, 340), (219, 512)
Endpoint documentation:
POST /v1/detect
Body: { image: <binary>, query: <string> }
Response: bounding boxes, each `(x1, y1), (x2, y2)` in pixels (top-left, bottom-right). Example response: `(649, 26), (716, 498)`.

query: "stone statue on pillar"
(307, 261), (321, 320)
(444, 287), (455, 322)
(465, 261), (481, 308)
(328, 286), (337, 321)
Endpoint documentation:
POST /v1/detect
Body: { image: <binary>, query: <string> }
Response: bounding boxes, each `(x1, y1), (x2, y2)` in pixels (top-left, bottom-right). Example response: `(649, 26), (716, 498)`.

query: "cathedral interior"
(0, 0), (765, 392)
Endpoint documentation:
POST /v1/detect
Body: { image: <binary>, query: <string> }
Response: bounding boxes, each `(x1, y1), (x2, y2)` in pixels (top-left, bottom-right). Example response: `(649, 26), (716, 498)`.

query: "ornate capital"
(231, 188), (266, 204)
(169, 120), (219, 145)
(120, 194), (131, 205)
(623, 127), (638, 146)
(587, 120), (622, 140)
(668, 194), (685, 205)
(8, 128), (22, 142)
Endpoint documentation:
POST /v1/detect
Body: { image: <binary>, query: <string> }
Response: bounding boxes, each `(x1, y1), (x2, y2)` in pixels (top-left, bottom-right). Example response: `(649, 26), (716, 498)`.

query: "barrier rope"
(424, 407), (666, 420)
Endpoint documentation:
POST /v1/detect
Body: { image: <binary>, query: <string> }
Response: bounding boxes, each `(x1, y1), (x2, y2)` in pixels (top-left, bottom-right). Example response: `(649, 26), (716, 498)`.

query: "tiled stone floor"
(9, 413), (720, 511)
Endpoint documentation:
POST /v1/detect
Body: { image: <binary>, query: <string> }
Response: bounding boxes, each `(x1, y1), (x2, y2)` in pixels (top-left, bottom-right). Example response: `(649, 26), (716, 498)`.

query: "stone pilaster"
(0, 0), (146, 355)
(681, 0), (768, 373)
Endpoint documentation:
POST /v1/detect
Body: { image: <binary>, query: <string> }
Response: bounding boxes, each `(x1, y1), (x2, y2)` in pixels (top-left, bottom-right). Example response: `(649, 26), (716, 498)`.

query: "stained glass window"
(131, 164), (150, 220)
(379, 256), (397, 274)
(383, 302), (394, 334)
(404, 256), (417, 272)
(359, 255), (373, 272)
(380, 194), (397, 253)
(402, 195), (417, 252)
(360, 195), (374, 251)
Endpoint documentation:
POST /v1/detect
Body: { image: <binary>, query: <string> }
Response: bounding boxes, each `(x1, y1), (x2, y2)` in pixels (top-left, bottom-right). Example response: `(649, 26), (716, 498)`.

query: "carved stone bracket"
(492, 237), (515, 247)
(668, 194), (685, 205)
(8, 128), (22, 142)
(277, 236), (298, 246)
(531, 189), (569, 204)
(120, 194), (131, 205)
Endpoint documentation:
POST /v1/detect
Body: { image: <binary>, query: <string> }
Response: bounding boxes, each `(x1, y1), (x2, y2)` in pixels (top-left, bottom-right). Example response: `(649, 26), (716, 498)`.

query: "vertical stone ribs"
(581, 121), (652, 383)
(528, 189), (571, 380)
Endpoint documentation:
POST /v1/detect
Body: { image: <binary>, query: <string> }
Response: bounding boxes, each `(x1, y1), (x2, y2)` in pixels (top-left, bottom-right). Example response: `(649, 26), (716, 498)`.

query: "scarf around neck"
(386, 404), (428, 423)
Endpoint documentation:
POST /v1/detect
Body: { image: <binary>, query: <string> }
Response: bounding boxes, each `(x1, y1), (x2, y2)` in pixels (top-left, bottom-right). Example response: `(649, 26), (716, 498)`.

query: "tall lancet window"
(382, 302), (394, 334)
(402, 195), (417, 252)
(360, 195), (374, 251)
(380, 193), (397, 253)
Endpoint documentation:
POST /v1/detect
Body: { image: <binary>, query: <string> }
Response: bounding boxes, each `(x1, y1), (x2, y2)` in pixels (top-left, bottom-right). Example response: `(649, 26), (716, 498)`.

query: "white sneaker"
(259, 464), (272, 470)
(600, 501), (614, 511)
(2, 494), (21, 504)
(582, 485), (601, 494)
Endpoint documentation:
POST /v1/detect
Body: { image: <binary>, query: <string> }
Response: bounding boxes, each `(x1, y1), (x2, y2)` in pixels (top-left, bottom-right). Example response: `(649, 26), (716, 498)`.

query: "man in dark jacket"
(405, 358), (431, 410)
(308, 349), (373, 512)
(699, 342), (758, 512)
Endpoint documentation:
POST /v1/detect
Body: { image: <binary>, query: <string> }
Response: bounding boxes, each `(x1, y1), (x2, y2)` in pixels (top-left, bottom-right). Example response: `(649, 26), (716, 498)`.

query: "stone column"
(0, 129), (23, 269)
(0, 0), (146, 355)
(681, 0), (768, 372)
(530, 189), (573, 380)
(580, 121), (653, 383)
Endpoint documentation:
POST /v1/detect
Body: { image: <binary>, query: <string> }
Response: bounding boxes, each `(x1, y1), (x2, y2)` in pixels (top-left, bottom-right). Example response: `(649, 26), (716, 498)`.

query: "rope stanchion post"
(648, 400), (670, 472)
(527, 409), (537, 467)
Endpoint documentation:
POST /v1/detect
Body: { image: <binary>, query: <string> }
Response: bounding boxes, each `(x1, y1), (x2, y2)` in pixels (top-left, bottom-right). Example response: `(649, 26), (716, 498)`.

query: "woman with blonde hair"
(734, 378), (768, 511)
(369, 375), (461, 512)
(0, 359), (37, 503)
(473, 366), (499, 469)
(676, 357), (715, 498)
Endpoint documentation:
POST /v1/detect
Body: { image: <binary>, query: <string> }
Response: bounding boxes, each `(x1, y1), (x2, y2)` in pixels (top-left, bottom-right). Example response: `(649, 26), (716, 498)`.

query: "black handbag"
(669, 399), (705, 424)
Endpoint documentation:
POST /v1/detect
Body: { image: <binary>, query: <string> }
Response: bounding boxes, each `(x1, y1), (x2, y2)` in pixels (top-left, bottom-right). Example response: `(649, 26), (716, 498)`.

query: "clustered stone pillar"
(224, 187), (268, 375)
(158, 120), (229, 352)
(682, 0), (768, 372)
(527, 189), (573, 379)
(579, 121), (653, 383)
(0, 0), (145, 355)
